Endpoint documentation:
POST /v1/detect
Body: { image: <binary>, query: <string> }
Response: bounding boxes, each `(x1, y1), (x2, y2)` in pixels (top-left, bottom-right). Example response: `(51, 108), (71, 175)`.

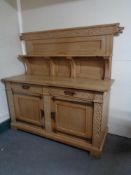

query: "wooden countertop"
(2, 74), (114, 92)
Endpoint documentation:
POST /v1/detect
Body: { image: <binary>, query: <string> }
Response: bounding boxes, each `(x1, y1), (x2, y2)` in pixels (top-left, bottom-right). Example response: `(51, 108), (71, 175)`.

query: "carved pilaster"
(44, 95), (52, 132)
(92, 103), (103, 147)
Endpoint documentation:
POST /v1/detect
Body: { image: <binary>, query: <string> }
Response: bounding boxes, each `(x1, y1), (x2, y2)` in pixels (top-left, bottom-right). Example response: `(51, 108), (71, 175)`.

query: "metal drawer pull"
(64, 90), (75, 96)
(51, 112), (56, 120)
(40, 109), (45, 117)
(40, 109), (45, 128)
(22, 85), (30, 89)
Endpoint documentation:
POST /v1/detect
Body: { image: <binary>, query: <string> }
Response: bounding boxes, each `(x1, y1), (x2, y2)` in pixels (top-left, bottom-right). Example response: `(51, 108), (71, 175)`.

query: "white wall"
(0, 0), (24, 123)
(20, 0), (131, 138)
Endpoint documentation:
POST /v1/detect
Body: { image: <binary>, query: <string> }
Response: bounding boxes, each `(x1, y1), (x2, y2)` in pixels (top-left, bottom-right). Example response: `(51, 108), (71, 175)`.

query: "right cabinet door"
(51, 98), (93, 140)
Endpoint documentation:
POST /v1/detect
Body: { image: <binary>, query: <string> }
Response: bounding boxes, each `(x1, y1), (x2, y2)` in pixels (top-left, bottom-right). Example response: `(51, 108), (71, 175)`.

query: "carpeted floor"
(0, 129), (131, 175)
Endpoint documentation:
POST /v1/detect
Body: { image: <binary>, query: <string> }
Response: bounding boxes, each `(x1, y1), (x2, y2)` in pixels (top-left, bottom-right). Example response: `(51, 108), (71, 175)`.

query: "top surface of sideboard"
(3, 75), (113, 92)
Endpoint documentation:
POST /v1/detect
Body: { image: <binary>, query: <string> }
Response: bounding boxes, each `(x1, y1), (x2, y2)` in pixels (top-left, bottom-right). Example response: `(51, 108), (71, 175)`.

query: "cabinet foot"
(11, 125), (18, 130)
(90, 150), (102, 158)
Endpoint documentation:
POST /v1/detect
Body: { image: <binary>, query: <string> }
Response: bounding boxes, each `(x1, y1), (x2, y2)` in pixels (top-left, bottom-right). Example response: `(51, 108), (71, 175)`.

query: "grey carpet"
(0, 129), (131, 175)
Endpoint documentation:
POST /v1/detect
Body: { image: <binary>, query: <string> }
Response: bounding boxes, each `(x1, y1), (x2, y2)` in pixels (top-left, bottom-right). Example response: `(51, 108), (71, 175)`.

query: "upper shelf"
(20, 23), (124, 57)
(18, 55), (110, 59)
(18, 55), (112, 80)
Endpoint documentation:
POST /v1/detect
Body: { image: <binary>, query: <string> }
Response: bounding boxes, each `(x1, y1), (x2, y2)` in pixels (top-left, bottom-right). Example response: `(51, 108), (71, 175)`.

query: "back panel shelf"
(19, 55), (111, 80)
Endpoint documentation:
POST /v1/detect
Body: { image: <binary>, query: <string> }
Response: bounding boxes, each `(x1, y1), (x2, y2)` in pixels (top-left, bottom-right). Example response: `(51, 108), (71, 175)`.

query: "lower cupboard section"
(5, 82), (109, 157)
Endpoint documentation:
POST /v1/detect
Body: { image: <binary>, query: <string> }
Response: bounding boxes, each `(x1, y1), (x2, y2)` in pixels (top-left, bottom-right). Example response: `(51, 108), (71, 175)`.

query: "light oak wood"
(4, 75), (113, 92)
(51, 99), (93, 139)
(20, 23), (123, 57)
(2, 23), (123, 157)
(5, 82), (16, 123)
(11, 82), (43, 95)
(19, 55), (110, 80)
(13, 94), (44, 127)
(49, 87), (94, 102)
(20, 23), (123, 40)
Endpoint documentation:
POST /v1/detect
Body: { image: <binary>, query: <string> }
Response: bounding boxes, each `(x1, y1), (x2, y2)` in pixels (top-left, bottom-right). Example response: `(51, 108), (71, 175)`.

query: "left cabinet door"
(13, 94), (44, 127)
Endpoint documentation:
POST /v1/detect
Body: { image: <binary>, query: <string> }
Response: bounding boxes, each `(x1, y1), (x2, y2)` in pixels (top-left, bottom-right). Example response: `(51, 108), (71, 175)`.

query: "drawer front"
(50, 87), (94, 100)
(11, 83), (43, 95)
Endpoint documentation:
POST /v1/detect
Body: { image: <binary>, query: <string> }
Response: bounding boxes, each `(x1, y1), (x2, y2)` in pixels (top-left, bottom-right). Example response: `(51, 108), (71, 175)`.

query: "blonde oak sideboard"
(2, 23), (124, 157)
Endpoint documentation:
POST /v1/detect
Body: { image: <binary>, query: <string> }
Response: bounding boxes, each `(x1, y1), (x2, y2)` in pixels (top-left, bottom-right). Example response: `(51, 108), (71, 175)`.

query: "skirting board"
(109, 116), (131, 138)
(0, 119), (10, 134)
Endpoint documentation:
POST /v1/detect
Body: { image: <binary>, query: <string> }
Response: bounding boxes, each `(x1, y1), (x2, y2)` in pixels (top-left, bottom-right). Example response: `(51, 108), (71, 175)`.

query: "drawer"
(49, 87), (94, 100)
(11, 83), (43, 95)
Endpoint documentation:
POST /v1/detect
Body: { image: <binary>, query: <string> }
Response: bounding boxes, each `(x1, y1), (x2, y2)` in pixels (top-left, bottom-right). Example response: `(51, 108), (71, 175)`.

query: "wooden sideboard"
(2, 23), (124, 156)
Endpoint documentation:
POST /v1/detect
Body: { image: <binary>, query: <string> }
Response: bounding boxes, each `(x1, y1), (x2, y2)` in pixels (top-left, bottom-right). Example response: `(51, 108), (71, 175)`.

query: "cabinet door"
(14, 94), (44, 127)
(51, 98), (93, 139)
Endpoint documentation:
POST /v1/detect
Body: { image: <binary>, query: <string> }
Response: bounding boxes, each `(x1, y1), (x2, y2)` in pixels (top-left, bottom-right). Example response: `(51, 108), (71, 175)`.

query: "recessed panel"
(14, 94), (43, 126)
(54, 100), (93, 139)
(26, 36), (106, 56)
(29, 57), (50, 76)
(53, 58), (71, 77)
(75, 57), (105, 79)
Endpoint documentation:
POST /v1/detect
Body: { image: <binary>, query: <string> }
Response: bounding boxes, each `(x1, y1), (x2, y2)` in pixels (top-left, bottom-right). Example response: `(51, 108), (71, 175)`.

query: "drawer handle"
(40, 109), (45, 117)
(40, 109), (45, 128)
(64, 90), (75, 96)
(51, 112), (56, 120)
(22, 85), (30, 89)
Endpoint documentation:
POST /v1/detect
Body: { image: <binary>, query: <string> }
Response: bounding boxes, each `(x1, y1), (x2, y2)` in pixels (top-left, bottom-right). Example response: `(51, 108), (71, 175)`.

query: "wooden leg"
(11, 125), (17, 130)
(90, 149), (102, 158)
